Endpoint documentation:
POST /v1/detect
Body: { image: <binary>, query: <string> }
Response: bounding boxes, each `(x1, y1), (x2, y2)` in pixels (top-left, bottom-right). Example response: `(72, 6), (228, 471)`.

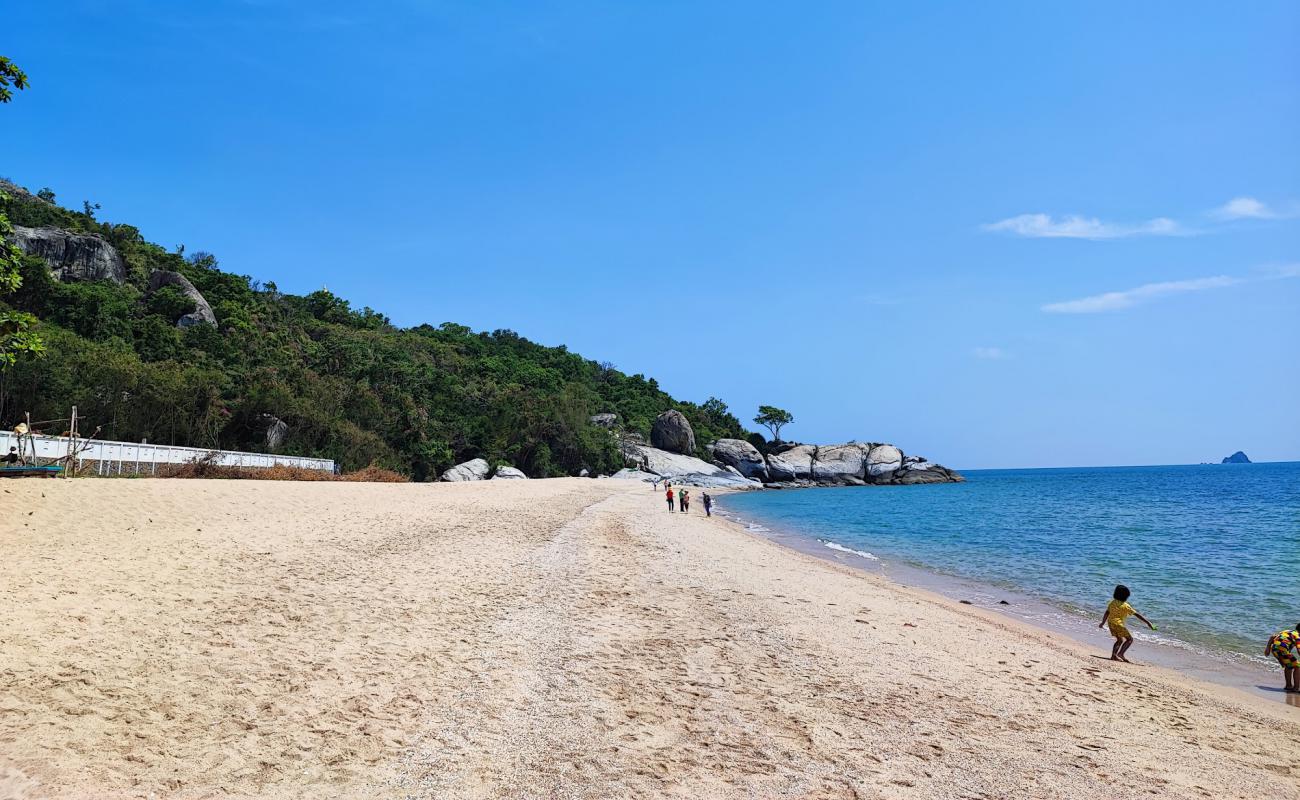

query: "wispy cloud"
(972, 347), (1009, 359)
(981, 214), (1188, 240)
(986, 196), (1299, 240)
(1043, 262), (1300, 314)
(1211, 197), (1275, 220)
(1042, 276), (1239, 313)
(1209, 196), (1299, 221)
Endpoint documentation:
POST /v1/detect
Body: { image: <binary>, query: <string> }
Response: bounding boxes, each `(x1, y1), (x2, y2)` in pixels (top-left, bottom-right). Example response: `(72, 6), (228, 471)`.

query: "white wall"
(0, 431), (335, 474)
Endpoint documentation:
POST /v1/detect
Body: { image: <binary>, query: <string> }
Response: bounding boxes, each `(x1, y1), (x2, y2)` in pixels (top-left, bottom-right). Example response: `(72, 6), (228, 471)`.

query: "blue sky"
(5, 1), (1298, 468)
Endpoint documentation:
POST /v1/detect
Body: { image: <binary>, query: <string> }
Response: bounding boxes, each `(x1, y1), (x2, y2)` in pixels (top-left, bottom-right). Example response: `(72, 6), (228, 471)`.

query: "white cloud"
(1211, 196), (1277, 220)
(1042, 276), (1240, 313)
(972, 347), (1009, 360)
(982, 213), (1188, 240)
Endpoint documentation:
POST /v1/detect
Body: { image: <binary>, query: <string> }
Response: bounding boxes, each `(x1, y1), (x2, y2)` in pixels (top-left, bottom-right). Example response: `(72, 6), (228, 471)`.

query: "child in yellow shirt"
(1098, 584), (1155, 662)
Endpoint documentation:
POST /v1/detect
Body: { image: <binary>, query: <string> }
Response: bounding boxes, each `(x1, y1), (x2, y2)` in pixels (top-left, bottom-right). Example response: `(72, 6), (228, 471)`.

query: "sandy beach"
(1, 477), (1297, 799)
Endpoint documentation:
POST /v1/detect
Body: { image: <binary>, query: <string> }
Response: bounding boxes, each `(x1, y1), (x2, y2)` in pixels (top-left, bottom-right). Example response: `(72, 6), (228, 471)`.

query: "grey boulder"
(764, 453), (798, 482)
(492, 465), (528, 479)
(650, 410), (696, 455)
(866, 444), (903, 479)
(10, 225), (126, 284)
(711, 438), (769, 481)
(589, 413), (619, 429)
(771, 445), (816, 480)
(147, 270), (218, 327)
(440, 458), (491, 482)
(812, 444), (870, 485)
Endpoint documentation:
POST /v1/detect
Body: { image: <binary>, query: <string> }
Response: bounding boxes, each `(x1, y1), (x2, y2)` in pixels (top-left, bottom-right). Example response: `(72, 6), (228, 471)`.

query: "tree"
(0, 58), (45, 368)
(0, 56), (28, 103)
(753, 405), (794, 443)
(0, 193), (43, 368)
(36, 188), (55, 203)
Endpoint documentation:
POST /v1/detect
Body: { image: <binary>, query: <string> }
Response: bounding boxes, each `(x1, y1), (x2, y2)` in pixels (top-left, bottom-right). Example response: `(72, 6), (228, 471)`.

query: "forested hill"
(0, 180), (747, 478)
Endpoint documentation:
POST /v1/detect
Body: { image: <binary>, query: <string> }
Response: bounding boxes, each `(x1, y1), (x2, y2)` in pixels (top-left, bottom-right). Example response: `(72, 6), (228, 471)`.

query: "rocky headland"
(438, 408), (963, 489)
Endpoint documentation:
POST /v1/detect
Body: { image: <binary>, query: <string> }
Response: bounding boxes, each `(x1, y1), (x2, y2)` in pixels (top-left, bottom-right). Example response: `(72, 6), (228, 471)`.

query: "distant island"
(1221, 451), (1252, 464)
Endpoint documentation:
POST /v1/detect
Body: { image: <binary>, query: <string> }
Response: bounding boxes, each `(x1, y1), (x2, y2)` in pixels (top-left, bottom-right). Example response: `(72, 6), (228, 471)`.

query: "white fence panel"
(0, 431), (335, 474)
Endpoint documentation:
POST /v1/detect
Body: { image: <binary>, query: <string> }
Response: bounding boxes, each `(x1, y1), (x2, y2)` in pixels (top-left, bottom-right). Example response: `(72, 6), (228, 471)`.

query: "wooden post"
(67, 406), (77, 477)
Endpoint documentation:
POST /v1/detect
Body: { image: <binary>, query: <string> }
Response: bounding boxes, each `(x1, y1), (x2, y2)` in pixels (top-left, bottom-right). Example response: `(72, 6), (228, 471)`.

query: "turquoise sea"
(718, 462), (1299, 664)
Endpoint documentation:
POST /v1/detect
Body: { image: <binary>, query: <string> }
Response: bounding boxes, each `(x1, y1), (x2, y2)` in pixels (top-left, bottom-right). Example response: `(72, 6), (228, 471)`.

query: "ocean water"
(718, 462), (1300, 663)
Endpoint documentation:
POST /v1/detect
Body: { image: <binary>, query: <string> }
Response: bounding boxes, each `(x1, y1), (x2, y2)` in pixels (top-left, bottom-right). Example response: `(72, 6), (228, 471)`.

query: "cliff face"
(10, 224), (127, 283)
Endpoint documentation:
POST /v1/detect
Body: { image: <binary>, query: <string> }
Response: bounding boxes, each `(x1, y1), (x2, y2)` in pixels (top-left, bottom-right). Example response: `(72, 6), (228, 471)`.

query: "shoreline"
(710, 489), (1287, 704)
(3, 477), (1298, 798)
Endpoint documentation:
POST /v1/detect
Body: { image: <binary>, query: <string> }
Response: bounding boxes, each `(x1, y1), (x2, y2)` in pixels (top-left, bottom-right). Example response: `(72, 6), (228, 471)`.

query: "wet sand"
(1, 477), (1297, 798)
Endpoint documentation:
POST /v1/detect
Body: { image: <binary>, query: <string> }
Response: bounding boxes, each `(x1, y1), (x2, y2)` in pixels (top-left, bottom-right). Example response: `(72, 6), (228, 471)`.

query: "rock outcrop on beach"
(615, 442), (762, 489)
(440, 458), (491, 482)
(711, 439), (769, 482)
(9, 224), (127, 284)
(492, 465), (528, 479)
(764, 452), (798, 482)
(755, 441), (959, 488)
(147, 269), (218, 327)
(650, 410), (696, 455)
(608, 411), (962, 489)
(1221, 451), (1251, 464)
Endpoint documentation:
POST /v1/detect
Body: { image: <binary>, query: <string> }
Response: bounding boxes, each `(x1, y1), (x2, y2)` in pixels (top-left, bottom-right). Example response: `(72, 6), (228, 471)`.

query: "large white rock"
(440, 458), (490, 482)
(866, 444), (903, 479)
(610, 468), (659, 482)
(711, 438), (769, 481)
(625, 444), (760, 489)
(492, 465), (528, 479)
(773, 445), (816, 480)
(811, 444), (869, 485)
(765, 453), (797, 482)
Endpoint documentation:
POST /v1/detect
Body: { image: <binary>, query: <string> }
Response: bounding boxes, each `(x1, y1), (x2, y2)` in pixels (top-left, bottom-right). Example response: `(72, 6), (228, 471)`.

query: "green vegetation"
(0, 193), (42, 368)
(753, 405), (794, 443)
(0, 56), (41, 368)
(0, 56), (29, 104)
(0, 185), (748, 478)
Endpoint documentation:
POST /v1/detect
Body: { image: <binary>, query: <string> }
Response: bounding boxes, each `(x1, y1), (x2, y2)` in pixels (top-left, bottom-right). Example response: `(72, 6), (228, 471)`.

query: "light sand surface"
(1, 477), (1297, 799)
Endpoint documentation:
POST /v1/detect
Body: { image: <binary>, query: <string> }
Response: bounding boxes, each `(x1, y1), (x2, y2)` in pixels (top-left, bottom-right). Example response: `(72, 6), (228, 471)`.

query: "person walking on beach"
(680, 489), (690, 513)
(1264, 624), (1300, 693)
(665, 486), (674, 512)
(702, 492), (713, 517)
(1098, 584), (1155, 662)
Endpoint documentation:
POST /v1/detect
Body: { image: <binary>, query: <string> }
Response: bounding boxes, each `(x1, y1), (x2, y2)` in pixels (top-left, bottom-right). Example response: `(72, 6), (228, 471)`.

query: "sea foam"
(820, 540), (879, 561)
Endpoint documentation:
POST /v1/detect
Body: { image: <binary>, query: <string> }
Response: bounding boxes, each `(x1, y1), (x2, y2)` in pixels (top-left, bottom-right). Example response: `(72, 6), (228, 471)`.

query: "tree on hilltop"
(753, 405), (793, 443)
